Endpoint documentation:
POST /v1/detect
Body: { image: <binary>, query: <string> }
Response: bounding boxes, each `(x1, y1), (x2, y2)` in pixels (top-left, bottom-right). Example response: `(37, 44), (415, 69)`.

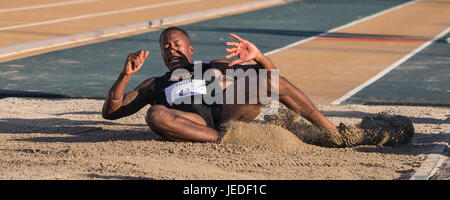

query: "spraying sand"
(262, 106), (415, 148)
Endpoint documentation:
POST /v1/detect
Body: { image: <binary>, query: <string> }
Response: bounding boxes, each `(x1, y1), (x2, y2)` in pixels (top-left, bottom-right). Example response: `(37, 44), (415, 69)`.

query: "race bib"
(164, 79), (207, 105)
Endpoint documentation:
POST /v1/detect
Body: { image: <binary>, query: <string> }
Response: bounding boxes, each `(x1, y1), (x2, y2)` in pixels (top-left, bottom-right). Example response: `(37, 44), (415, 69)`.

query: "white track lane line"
(0, 0), (100, 13)
(264, 0), (418, 56)
(331, 26), (450, 105)
(0, 0), (201, 31)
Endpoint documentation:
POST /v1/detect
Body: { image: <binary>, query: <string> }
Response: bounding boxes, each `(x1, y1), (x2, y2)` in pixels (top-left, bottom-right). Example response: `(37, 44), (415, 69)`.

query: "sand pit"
(0, 97), (448, 179)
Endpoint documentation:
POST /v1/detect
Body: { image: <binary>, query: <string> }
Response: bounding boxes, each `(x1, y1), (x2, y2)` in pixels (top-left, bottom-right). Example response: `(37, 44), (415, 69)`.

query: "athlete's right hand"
(123, 50), (149, 75)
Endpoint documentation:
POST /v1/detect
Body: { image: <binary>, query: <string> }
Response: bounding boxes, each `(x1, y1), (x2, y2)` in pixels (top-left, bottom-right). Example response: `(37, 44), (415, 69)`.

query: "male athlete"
(102, 27), (339, 146)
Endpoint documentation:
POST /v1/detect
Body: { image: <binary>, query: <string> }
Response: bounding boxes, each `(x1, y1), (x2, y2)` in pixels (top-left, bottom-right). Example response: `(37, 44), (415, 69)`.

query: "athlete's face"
(160, 30), (194, 71)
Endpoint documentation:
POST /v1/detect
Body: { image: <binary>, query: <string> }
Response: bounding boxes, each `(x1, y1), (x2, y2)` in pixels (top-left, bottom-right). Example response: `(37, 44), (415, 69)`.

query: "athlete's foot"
(358, 114), (415, 146)
(318, 126), (346, 148)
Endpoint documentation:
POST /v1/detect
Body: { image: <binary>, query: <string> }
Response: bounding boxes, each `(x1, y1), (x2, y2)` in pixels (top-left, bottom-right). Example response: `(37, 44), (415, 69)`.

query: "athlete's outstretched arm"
(102, 50), (155, 120)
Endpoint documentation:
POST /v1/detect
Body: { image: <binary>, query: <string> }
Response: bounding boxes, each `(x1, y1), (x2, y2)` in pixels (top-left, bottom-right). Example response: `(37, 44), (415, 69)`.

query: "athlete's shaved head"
(159, 27), (191, 44)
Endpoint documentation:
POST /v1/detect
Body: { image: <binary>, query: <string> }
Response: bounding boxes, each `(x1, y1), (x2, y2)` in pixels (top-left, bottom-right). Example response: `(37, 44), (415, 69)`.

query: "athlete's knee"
(146, 105), (171, 129)
(146, 105), (181, 140)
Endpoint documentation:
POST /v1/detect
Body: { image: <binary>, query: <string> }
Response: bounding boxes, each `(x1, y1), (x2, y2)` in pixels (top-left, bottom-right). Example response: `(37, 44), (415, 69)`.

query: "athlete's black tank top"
(153, 63), (222, 129)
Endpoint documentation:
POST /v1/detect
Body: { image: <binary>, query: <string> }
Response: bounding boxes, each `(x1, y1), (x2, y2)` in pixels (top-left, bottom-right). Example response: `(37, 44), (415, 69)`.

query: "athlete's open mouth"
(168, 56), (182, 64)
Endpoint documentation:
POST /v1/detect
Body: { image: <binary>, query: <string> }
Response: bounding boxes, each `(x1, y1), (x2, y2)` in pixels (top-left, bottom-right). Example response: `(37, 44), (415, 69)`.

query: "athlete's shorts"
(170, 103), (222, 130)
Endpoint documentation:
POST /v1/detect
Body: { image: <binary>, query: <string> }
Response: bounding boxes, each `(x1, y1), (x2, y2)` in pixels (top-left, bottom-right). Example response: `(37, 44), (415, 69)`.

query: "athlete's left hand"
(225, 33), (263, 67)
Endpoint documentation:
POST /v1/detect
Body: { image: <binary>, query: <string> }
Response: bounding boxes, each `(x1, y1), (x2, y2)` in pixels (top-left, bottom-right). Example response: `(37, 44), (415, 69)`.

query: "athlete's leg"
(146, 105), (219, 142)
(219, 66), (336, 132)
(277, 76), (337, 132)
(220, 103), (262, 122)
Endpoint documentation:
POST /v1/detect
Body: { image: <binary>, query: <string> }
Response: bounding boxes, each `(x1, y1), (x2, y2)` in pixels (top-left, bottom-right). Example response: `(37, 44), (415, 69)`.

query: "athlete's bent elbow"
(102, 112), (110, 120)
(102, 112), (116, 120)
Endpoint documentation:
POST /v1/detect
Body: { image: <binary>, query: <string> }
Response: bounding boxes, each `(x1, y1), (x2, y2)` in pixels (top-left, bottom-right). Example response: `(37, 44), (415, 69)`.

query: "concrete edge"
(427, 150), (448, 179)
(409, 125), (449, 180)
(0, 0), (287, 59)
